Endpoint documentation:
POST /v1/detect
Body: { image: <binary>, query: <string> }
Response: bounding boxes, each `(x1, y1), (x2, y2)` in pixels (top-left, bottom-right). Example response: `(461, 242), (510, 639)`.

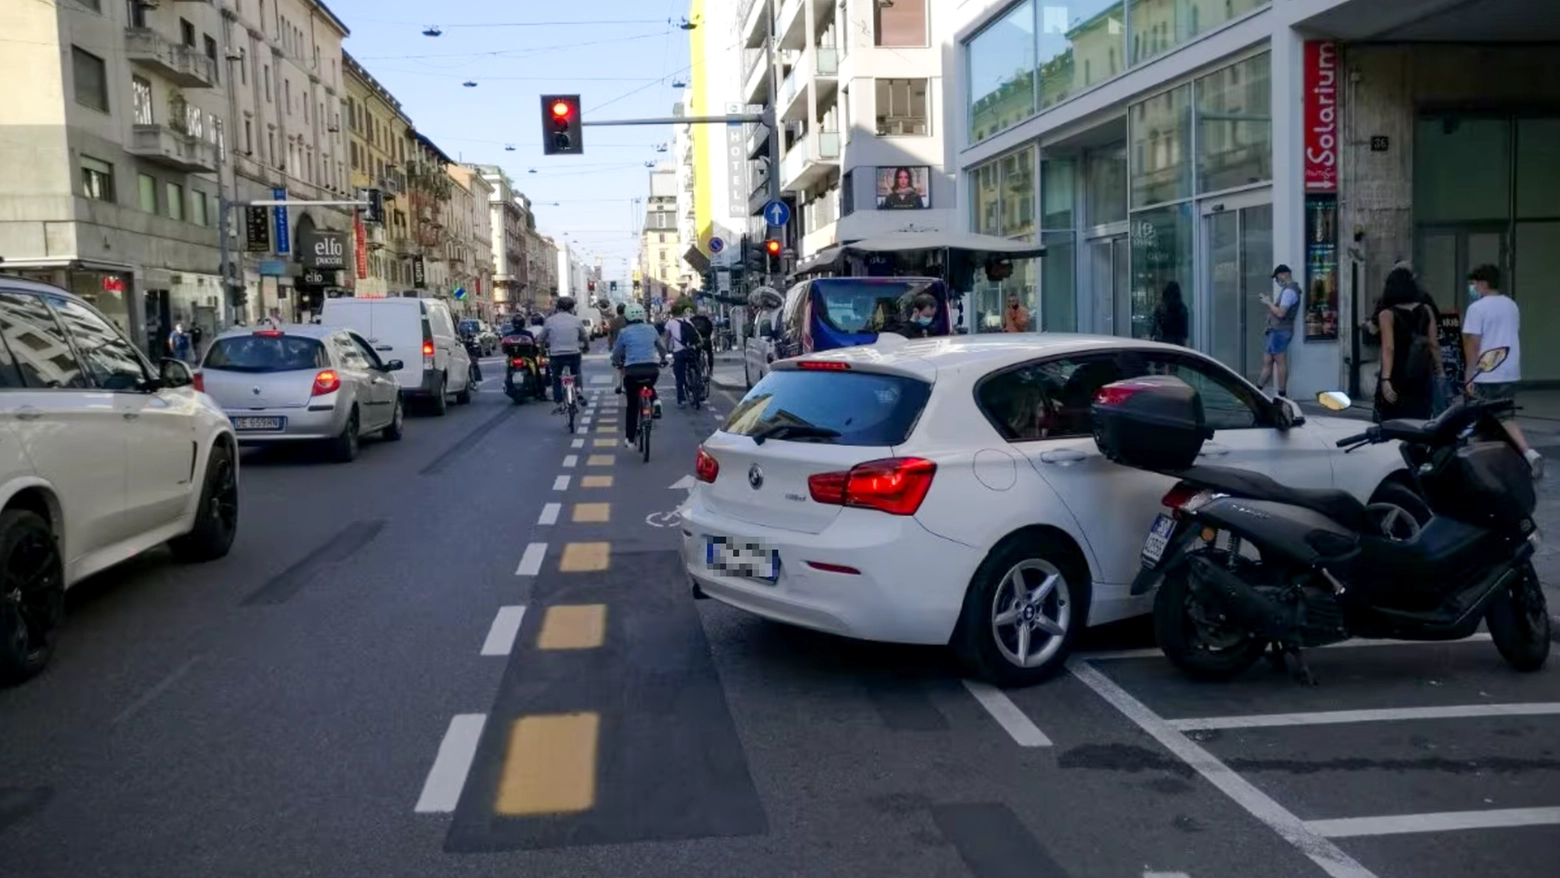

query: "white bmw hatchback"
(681, 334), (1417, 687)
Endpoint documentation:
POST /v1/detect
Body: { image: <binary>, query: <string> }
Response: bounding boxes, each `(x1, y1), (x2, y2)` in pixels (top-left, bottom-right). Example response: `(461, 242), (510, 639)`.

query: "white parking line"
(414, 714), (486, 813)
(553, 475), (570, 491)
(962, 680), (1052, 747)
(563, 455), (578, 468)
(1169, 702), (1560, 731)
(1307, 806), (1560, 838)
(516, 542), (547, 576)
(538, 503), (560, 526)
(1080, 633), (1493, 662)
(571, 438), (584, 449)
(1068, 659), (1376, 878)
(1144, 873), (1192, 878)
(480, 606), (527, 656)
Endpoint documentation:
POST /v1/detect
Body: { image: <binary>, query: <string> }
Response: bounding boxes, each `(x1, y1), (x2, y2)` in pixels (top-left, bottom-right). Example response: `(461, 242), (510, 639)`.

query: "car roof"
(789, 333), (1184, 382)
(214, 324), (340, 340)
(0, 273), (86, 300)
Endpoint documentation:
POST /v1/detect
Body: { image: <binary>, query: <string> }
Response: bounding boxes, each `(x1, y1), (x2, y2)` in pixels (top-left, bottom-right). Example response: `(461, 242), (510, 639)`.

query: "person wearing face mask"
(1462, 264), (1541, 478)
(887, 293), (941, 339)
(1257, 264), (1303, 397)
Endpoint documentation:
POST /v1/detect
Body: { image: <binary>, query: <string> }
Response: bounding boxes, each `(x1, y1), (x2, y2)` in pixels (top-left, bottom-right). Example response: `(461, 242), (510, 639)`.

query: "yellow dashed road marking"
(596, 427), (615, 434)
(581, 475), (614, 488)
(573, 503), (611, 523)
(537, 604), (607, 649)
(592, 439), (617, 448)
(586, 455), (615, 466)
(495, 713), (600, 815)
(559, 542), (611, 572)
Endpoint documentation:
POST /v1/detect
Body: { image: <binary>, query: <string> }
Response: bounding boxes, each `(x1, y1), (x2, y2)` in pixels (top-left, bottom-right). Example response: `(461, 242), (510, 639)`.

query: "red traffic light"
(764, 239), (781, 256)
(551, 100), (572, 119)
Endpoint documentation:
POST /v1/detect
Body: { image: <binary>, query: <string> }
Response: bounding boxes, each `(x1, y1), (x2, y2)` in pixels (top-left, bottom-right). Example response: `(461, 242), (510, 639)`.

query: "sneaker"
(1526, 449), (1544, 480)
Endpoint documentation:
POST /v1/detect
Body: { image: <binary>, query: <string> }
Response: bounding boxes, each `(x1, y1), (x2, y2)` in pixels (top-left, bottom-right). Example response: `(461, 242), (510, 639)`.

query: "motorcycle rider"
(610, 302), (667, 448)
(501, 314), (540, 398)
(536, 296), (590, 412)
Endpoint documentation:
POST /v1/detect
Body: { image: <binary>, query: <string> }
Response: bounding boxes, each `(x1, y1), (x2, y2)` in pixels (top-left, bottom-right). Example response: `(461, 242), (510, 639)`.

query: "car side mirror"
(159, 357), (194, 388)
(383, 359), (404, 372)
(1275, 397), (1304, 430)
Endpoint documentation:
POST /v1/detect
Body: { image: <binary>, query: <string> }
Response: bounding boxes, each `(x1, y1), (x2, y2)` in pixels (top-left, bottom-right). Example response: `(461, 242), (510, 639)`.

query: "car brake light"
(1162, 484), (1214, 516)
(253, 329), (284, 337)
(422, 341), (435, 357)
(807, 458), (936, 516)
(311, 370), (341, 396)
(797, 361), (850, 371)
(695, 446), (719, 483)
(192, 371), (205, 393)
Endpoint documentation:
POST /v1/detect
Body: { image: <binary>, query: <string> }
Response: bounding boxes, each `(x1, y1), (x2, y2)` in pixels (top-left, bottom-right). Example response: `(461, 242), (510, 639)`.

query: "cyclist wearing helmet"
(610, 302), (667, 447)
(536, 296), (589, 411)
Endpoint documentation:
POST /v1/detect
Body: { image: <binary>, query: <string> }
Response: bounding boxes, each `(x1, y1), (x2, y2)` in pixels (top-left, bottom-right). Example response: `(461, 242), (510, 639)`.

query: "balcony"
(127, 124), (218, 172)
(779, 129), (840, 193)
(777, 0), (805, 51)
(366, 225), (386, 250)
(779, 66), (806, 123)
(741, 0), (768, 49)
(124, 28), (217, 88)
(743, 48), (769, 106)
(379, 170), (405, 197)
(779, 142), (808, 191)
(747, 121), (770, 161)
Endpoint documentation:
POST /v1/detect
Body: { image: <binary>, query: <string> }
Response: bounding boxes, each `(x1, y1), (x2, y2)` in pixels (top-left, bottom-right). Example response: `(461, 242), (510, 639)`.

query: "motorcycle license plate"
(1141, 514), (1177, 568)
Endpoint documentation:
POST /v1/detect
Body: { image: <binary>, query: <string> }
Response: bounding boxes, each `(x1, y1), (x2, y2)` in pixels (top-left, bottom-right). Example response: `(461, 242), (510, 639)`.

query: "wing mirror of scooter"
(1316, 390), (1352, 412)
(1476, 346), (1509, 375)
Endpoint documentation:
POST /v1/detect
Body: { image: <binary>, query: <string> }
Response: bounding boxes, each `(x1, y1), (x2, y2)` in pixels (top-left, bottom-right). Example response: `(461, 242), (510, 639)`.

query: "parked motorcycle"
(500, 333), (545, 405)
(1094, 347), (1548, 684)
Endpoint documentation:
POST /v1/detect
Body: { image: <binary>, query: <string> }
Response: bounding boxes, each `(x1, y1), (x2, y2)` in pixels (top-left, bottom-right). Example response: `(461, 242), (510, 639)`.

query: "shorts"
(1264, 329), (1293, 356)
(1469, 381), (1518, 421)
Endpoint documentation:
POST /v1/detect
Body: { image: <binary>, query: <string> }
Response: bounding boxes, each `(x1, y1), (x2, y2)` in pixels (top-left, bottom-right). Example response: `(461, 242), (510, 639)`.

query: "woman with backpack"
(1374, 267), (1439, 421)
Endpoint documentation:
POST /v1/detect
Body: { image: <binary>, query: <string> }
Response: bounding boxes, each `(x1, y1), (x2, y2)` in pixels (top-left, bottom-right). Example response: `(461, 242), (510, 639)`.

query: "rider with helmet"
(535, 296), (590, 411)
(500, 314), (542, 400)
(610, 302), (667, 448)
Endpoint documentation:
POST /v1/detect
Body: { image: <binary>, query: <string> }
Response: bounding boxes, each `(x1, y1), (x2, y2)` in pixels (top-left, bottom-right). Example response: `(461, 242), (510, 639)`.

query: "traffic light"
(764, 238), (782, 272)
(541, 94), (583, 155)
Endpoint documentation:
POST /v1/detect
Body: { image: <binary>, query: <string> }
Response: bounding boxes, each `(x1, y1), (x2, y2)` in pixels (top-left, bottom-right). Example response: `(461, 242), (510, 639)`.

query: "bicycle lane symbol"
(645, 475), (696, 528)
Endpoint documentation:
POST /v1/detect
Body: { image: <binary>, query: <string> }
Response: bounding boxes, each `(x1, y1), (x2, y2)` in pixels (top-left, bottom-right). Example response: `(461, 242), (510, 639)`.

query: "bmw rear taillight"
(310, 370), (342, 396)
(695, 446), (719, 483)
(807, 458), (936, 516)
(192, 371), (205, 393)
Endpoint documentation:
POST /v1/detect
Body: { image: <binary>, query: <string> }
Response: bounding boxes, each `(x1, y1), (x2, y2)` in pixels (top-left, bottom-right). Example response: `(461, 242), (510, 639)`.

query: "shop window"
(875, 79), (928, 136)
(72, 47), (108, 113)
(46, 294), (146, 391)
(1084, 143), (1128, 226)
(166, 182), (184, 221)
(874, 0), (926, 47)
(1039, 0), (1123, 110)
(1129, 202), (1193, 341)
(137, 173), (157, 213)
(999, 146), (1036, 239)
(1517, 118), (1560, 220)
(1128, 83), (1192, 208)
(1042, 156), (1078, 332)
(1195, 53), (1271, 193)
(132, 76), (154, 125)
(967, 0), (1036, 144)
(81, 156), (114, 202)
(0, 293), (89, 389)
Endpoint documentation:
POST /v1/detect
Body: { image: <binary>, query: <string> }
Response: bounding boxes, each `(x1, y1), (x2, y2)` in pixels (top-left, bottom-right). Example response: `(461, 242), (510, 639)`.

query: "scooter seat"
(1176, 464), (1369, 530)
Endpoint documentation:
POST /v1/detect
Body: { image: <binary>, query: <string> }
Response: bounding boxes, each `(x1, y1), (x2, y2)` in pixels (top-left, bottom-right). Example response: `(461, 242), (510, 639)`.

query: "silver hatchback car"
(196, 325), (405, 461)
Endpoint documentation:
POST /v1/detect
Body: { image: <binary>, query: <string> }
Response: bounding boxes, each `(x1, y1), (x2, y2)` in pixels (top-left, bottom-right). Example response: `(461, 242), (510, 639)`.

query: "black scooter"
(1096, 347), (1548, 684)
(500, 334), (544, 405)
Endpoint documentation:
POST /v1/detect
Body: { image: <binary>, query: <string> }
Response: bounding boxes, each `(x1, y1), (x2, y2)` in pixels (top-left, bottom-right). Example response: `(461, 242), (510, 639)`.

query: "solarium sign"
(1303, 40), (1339, 193)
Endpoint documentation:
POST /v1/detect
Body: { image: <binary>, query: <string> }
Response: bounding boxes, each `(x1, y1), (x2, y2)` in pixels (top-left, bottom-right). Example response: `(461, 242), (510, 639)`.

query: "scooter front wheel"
(1487, 561), (1550, 672)
(1153, 555), (1267, 681)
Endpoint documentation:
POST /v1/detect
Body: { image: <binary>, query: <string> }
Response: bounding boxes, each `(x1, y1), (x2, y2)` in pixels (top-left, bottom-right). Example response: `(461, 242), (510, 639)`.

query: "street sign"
(708, 236), (725, 254)
(762, 200), (790, 227)
(453, 286), (467, 300)
(271, 188), (290, 254)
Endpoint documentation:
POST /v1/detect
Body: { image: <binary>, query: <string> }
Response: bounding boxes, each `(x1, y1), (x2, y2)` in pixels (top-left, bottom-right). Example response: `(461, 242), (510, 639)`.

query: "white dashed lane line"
(553, 475), (571, 491)
(414, 714), (486, 813)
(481, 606), (527, 656)
(538, 503), (561, 526)
(563, 455), (578, 468)
(571, 438), (584, 449)
(516, 542), (547, 576)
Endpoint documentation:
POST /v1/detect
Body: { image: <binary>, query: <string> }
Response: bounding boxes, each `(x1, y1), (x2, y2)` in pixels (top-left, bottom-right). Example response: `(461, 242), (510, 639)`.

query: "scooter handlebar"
(1336, 426), (1379, 448)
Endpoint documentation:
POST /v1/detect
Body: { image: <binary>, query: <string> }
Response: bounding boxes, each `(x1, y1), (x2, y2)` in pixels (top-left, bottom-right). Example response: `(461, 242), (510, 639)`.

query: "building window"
(81, 156), (114, 202)
(137, 173), (157, 212)
(968, 147), (1040, 331)
(967, 1), (1036, 144)
(131, 75), (154, 125)
(204, 35), (219, 82)
(841, 169), (855, 216)
(193, 191), (209, 226)
(180, 18), (195, 46)
(239, 47), (248, 85)
(1128, 83), (1193, 208)
(1194, 52), (1272, 194)
(166, 182), (184, 220)
(1039, 0), (1124, 110)
(71, 47), (108, 112)
(264, 64), (272, 101)
(874, 0), (926, 46)
(1130, 0), (1268, 66)
(74, 0), (101, 10)
(244, 118), (253, 154)
(875, 79), (928, 136)
(284, 78), (291, 114)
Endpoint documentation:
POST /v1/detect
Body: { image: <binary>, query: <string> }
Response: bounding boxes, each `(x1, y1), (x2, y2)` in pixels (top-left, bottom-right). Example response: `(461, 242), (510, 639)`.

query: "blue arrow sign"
(763, 200), (790, 227)
(453, 286), (467, 300)
(708, 237), (725, 253)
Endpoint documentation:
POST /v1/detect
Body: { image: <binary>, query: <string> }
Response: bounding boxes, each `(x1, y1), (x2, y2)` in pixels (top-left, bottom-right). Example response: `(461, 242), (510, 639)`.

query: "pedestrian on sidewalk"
(1002, 292), (1030, 333)
(1149, 281), (1189, 347)
(1373, 267), (1438, 421)
(168, 323), (191, 363)
(1258, 264), (1302, 398)
(1462, 264), (1543, 478)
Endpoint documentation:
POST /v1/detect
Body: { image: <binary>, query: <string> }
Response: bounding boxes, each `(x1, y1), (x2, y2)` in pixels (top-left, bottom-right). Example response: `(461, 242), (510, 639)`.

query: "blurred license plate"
(232, 416), (284, 431)
(706, 538), (779, 582)
(1141, 514), (1176, 567)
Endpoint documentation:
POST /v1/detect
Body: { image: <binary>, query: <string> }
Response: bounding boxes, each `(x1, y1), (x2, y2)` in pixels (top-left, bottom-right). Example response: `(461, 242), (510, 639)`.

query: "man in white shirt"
(665, 304), (696, 406)
(1462, 264), (1541, 478)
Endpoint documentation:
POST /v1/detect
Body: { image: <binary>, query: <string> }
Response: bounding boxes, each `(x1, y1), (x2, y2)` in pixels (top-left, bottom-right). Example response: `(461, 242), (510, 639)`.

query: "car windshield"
(723, 369), (932, 446)
(204, 335), (327, 372)
(459, 320), (481, 335)
(812, 279), (940, 334)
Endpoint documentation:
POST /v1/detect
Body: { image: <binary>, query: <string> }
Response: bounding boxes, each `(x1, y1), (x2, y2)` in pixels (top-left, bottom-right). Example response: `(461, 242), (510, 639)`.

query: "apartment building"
(640, 165), (682, 305)
(737, 0), (952, 265)
(445, 165), (494, 319)
(343, 51), (411, 299)
(476, 166), (526, 313)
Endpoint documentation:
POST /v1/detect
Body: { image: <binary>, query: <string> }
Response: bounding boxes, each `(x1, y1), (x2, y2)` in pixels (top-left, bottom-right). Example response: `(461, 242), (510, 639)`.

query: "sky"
(328, 0), (697, 283)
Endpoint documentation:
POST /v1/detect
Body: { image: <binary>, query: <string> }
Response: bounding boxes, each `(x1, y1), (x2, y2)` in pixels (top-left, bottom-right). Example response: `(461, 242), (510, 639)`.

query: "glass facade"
(1041, 157), (1078, 331)
(970, 146), (1040, 331)
(1195, 54), (1272, 193)
(962, 1), (1269, 144)
(1129, 84), (1192, 208)
(1129, 203), (1192, 340)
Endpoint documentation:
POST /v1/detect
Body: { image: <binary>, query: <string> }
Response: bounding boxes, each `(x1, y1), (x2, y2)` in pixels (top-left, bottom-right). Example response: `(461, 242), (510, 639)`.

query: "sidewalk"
(711, 350), (746, 392)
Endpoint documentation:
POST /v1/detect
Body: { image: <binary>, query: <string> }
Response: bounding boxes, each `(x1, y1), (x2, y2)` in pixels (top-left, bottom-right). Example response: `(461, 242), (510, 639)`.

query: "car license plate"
(706, 537), (779, 582)
(1141, 514), (1177, 567)
(232, 416), (284, 431)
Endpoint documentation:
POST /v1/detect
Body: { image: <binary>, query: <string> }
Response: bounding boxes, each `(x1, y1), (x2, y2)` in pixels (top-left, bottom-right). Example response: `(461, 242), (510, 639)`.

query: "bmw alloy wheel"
(990, 559), (1071, 668)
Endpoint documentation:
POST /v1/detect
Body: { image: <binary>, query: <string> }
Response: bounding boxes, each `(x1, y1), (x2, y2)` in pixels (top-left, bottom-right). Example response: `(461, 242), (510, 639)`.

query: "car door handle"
(1199, 444), (1229, 457)
(375, 345), (393, 351)
(1038, 449), (1087, 464)
(15, 407), (40, 421)
(123, 412), (140, 420)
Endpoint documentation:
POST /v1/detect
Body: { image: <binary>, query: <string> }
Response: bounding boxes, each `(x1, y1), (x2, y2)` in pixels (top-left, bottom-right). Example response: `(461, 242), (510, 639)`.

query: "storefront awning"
(842, 231), (1046, 260)
(0, 256), (138, 273)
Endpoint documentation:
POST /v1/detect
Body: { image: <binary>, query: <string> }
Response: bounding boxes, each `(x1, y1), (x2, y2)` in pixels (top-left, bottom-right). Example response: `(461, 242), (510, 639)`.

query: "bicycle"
(561, 372), (579, 433)
(637, 383), (655, 462)
(684, 350), (708, 411)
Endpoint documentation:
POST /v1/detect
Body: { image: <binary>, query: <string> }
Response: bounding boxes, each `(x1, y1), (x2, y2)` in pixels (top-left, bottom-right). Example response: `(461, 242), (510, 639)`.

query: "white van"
(320, 296), (473, 415)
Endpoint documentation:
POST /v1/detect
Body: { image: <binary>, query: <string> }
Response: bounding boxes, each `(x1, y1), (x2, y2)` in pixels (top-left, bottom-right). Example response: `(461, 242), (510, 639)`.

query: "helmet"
(510, 314), (526, 332)
(624, 302), (646, 322)
(556, 296), (576, 312)
(530, 314), (545, 326)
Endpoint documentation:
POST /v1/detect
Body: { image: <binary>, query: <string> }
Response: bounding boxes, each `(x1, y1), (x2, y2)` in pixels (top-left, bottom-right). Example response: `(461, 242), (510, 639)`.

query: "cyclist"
(665, 302), (706, 407)
(536, 296), (589, 413)
(689, 307), (716, 379)
(610, 302), (666, 448)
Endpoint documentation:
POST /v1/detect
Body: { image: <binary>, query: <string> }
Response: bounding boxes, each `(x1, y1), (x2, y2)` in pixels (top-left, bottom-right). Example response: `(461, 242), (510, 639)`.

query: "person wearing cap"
(1258, 264), (1303, 397)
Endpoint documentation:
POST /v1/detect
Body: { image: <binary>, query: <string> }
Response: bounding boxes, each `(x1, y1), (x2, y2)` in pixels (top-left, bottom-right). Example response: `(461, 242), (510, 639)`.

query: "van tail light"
(694, 446), (719, 483)
(807, 458), (936, 516)
(422, 341), (435, 357)
(192, 371), (205, 393)
(310, 370), (342, 396)
(1162, 483), (1213, 517)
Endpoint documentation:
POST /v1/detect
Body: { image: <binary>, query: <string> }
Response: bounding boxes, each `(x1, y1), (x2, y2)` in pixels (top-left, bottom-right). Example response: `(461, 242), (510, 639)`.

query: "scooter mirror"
(1476, 346), (1509, 374)
(1316, 390), (1351, 411)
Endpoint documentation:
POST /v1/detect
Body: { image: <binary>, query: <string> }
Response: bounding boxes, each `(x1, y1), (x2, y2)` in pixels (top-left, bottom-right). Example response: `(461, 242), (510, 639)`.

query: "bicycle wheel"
(641, 419), (651, 462)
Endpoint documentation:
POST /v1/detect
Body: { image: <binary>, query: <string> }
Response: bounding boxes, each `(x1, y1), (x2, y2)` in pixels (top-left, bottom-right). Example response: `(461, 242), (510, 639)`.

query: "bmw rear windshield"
(204, 335), (328, 372)
(722, 369), (932, 446)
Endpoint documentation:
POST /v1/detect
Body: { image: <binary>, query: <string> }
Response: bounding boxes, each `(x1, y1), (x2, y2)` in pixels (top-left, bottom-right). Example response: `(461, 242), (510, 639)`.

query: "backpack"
(1397, 306), (1434, 387)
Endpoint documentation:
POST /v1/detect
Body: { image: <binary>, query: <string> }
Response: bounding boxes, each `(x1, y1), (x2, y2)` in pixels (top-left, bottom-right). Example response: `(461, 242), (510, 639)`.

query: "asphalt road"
(0, 353), (1556, 878)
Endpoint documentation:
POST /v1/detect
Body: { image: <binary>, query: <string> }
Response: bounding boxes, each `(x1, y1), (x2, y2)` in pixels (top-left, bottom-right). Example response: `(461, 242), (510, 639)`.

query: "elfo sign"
(298, 228), (347, 269)
(1303, 40), (1339, 193)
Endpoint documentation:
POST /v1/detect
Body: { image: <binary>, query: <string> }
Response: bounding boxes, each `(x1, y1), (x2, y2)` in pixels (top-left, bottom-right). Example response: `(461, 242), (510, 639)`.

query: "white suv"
(0, 277), (238, 685)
